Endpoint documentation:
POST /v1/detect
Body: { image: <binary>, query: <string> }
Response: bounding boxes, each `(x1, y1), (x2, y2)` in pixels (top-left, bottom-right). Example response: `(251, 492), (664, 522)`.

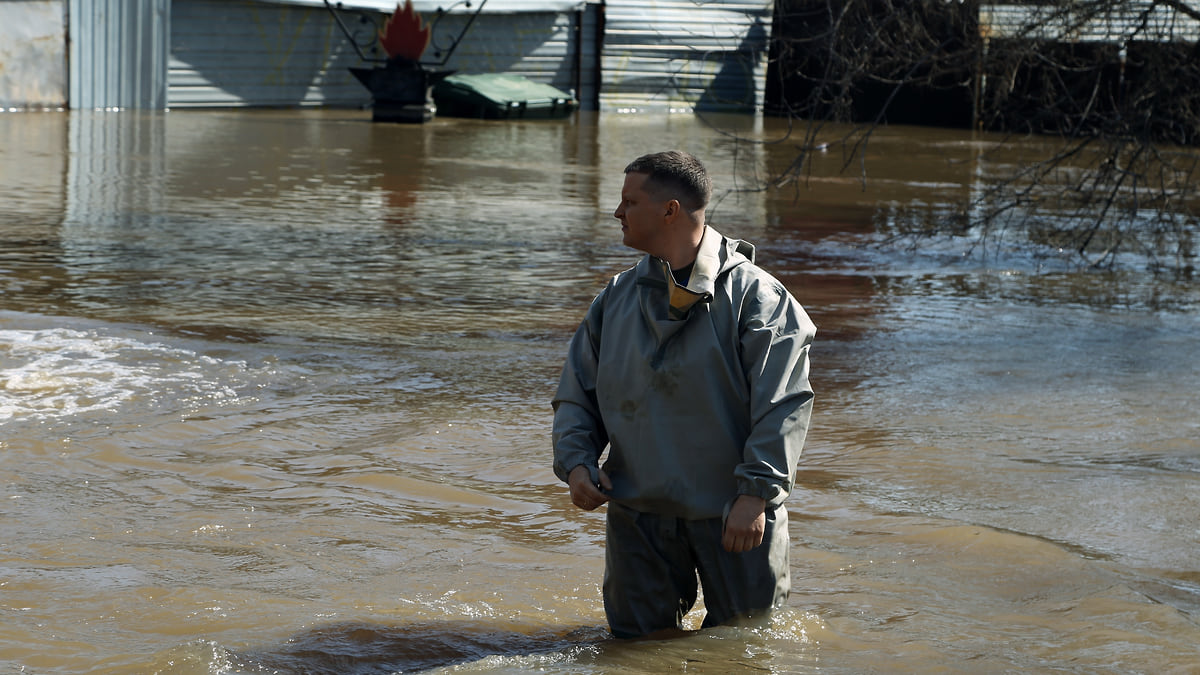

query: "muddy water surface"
(1, 109), (1198, 673)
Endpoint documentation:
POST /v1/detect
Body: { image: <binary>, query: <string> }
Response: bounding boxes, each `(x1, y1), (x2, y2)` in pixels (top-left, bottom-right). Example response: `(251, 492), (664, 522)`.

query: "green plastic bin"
(433, 73), (579, 120)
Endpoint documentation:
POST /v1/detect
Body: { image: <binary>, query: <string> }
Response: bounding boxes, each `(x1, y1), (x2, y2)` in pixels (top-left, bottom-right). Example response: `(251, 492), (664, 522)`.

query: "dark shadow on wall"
(695, 18), (770, 112)
(169, 0), (372, 106)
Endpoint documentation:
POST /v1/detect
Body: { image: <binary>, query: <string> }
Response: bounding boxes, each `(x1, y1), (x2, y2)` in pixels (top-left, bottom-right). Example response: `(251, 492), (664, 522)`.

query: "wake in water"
(0, 313), (257, 423)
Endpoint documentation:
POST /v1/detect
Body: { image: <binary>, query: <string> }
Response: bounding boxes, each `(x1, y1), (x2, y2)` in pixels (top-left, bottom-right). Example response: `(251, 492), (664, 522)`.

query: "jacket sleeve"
(551, 285), (610, 486)
(734, 277), (816, 508)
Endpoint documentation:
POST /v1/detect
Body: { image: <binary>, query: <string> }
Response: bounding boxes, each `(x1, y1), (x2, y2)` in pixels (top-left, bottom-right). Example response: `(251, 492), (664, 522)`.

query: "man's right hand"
(567, 464), (612, 511)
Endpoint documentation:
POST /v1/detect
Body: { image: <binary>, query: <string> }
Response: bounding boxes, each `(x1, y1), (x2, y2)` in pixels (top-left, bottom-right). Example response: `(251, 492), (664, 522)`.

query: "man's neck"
(657, 224), (706, 270)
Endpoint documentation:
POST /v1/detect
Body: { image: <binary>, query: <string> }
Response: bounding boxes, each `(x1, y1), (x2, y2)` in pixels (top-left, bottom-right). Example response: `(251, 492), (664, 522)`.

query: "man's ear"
(663, 199), (680, 220)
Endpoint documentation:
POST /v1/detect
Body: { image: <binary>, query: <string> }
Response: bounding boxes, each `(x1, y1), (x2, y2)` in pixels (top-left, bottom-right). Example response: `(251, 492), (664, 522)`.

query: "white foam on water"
(0, 322), (250, 422)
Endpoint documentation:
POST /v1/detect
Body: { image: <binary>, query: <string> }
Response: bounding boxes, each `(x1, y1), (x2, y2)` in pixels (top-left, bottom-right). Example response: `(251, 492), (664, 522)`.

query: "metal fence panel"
(68, 0), (170, 109)
(600, 0), (774, 113)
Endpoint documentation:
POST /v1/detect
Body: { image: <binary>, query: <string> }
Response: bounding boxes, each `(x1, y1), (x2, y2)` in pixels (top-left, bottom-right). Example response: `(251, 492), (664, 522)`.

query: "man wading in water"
(552, 151), (816, 638)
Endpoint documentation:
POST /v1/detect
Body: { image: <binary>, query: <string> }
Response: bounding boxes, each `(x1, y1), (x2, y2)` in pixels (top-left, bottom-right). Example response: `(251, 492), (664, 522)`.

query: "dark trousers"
(602, 501), (791, 638)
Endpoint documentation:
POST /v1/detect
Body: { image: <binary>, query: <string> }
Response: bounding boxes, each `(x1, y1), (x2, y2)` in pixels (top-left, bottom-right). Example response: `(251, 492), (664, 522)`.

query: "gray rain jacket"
(552, 226), (815, 520)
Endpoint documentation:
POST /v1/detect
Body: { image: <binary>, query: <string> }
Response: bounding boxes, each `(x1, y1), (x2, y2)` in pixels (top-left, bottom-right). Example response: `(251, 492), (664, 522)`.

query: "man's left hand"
(722, 495), (766, 553)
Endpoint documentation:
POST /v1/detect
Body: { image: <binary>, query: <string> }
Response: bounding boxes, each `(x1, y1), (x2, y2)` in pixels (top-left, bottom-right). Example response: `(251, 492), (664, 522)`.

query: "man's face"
(614, 172), (670, 255)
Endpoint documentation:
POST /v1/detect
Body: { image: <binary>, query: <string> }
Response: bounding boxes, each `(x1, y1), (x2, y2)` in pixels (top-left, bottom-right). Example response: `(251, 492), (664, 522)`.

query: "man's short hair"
(624, 151), (712, 213)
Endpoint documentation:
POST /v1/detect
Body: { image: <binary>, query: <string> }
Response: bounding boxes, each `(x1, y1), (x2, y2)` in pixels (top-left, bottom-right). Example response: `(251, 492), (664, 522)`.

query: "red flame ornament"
(379, 0), (431, 63)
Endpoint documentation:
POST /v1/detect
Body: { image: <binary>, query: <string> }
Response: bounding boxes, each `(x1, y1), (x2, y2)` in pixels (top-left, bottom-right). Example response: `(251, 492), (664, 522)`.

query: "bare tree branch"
(762, 0), (1200, 273)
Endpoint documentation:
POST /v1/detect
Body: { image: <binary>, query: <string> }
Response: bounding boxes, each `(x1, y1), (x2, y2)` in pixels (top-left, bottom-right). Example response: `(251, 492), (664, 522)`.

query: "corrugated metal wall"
(600, 0), (773, 113)
(68, 0), (170, 109)
(62, 0), (773, 114)
(169, 0), (368, 108)
(168, 0), (591, 109)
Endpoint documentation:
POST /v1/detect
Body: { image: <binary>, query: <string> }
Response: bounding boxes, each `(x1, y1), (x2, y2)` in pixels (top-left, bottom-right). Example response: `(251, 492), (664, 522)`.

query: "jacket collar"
(685, 225), (725, 297)
(636, 226), (750, 319)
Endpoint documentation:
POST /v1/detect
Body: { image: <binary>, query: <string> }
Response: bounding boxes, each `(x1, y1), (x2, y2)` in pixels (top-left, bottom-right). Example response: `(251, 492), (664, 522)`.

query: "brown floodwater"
(1, 109), (1198, 674)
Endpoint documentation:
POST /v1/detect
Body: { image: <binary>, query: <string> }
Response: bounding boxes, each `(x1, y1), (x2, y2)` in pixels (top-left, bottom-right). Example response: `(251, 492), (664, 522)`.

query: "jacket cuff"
(555, 459), (600, 487)
(736, 477), (788, 509)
